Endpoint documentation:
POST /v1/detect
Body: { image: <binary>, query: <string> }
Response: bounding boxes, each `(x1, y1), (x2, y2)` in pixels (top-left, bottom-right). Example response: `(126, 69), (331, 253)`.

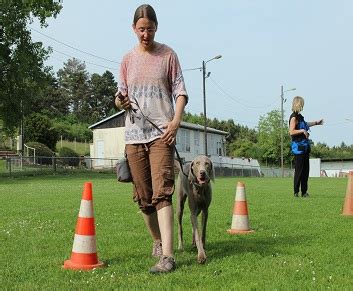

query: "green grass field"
(1, 174), (352, 289)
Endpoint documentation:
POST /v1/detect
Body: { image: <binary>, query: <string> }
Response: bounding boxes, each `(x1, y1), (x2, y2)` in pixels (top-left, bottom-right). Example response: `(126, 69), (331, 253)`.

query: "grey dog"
(175, 155), (215, 263)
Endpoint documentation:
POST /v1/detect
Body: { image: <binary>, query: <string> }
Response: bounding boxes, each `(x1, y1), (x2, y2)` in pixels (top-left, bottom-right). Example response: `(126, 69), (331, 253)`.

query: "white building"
(88, 111), (261, 176)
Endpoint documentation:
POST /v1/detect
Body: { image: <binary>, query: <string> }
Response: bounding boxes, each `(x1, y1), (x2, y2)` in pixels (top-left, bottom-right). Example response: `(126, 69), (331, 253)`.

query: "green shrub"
(24, 113), (59, 151)
(58, 147), (79, 167)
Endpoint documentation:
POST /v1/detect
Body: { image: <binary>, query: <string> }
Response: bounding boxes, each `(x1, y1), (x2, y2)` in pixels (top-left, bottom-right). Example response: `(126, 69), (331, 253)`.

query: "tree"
(311, 142), (331, 159)
(57, 58), (91, 123)
(257, 110), (292, 166)
(183, 111), (205, 125)
(229, 137), (259, 159)
(89, 71), (117, 122)
(182, 112), (260, 158)
(53, 114), (92, 142)
(31, 72), (69, 119)
(0, 0), (62, 132)
(24, 113), (59, 150)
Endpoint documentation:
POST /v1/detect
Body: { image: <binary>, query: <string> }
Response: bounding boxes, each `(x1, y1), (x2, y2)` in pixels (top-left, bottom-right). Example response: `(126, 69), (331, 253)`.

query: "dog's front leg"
(201, 210), (208, 248)
(190, 213), (206, 264)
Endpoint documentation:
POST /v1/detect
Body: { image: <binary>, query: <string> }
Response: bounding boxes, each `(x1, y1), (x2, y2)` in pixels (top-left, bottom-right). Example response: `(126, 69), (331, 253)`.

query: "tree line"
(184, 111), (353, 166)
(1, 1), (116, 146)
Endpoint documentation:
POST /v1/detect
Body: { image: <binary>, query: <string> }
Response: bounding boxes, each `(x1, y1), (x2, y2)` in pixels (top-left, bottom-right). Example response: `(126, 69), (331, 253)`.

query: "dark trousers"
(294, 153), (310, 194)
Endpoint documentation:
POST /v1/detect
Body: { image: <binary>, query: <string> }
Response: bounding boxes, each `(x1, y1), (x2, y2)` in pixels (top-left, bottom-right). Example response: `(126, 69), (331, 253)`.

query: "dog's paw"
(197, 253), (207, 264)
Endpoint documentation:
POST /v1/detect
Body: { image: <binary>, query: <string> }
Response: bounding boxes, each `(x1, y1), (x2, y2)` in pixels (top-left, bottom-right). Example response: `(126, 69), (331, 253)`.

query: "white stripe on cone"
(235, 187), (246, 201)
(231, 215), (250, 230)
(72, 234), (97, 254)
(78, 200), (94, 218)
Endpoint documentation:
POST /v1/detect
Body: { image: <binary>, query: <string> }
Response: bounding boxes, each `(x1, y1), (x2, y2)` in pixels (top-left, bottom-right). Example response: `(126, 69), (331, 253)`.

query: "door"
(96, 140), (105, 167)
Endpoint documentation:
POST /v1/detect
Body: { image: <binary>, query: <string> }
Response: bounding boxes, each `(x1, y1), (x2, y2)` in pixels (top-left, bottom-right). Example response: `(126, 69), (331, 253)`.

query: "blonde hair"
(292, 96), (304, 113)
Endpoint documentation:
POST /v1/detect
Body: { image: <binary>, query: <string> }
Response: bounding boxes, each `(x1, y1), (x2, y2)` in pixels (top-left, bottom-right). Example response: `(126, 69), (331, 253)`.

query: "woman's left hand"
(161, 120), (180, 145)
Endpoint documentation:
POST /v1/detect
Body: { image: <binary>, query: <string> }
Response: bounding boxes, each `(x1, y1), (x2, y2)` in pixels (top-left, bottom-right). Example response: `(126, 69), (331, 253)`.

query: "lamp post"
(202, 55), (222, 156)
(281, 85), (296, 177)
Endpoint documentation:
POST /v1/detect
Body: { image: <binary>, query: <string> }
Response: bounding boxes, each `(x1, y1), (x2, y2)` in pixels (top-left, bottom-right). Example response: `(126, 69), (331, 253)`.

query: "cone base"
(63, 259), (105, 270)
(227, 229), (254, 234)
(342, 199), (353, 215)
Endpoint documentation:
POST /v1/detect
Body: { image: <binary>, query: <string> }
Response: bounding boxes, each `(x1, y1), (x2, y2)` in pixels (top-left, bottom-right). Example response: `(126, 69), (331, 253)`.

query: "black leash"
(128, 97), (188, 178)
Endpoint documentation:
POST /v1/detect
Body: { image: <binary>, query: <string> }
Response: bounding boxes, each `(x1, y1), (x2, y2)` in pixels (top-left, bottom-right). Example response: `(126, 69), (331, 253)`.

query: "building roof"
(89, 111), (124, 129)
(89, 110), (228, 135)
(180, 121), (228, 135)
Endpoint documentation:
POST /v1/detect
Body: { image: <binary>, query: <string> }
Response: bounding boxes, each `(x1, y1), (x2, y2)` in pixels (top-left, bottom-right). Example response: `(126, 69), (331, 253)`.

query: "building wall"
(176, 130), (226, 162)
(91, 127), (125, 168)
(90, 126), (228, 169)
(309, 158), (321, 177)
(89, 120), (262, 174)
(321, 160), (353, 177)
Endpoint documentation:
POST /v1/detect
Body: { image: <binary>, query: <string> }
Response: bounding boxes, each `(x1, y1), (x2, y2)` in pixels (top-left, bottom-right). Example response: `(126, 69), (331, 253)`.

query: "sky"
(30, 0), (353, 147)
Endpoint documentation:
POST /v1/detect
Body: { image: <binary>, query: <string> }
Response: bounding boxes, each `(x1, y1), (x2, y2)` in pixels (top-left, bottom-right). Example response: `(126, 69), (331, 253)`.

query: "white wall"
(309, 158), (321, 177)
(320, 160), (353, 177)
(90, 125), (257, 170)
(91, 127), (125, 168)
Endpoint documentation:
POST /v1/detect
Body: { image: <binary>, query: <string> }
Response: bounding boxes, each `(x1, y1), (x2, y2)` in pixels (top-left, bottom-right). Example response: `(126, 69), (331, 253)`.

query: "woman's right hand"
(303, 130), (310, 138)
(115, 92), (131, 110)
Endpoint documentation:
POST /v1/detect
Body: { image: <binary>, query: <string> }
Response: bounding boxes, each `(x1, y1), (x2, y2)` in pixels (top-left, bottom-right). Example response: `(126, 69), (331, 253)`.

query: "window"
(194, 131), (200, 154)
(208, 134), (218, 156)
(207, 134), (224, 156)
(176, 128), (190, 153)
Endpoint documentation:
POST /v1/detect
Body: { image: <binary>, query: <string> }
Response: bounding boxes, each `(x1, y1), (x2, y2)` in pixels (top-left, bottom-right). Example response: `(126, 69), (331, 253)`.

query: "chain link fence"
(1, 156), (293, 178)
(0, 156), (118, 177)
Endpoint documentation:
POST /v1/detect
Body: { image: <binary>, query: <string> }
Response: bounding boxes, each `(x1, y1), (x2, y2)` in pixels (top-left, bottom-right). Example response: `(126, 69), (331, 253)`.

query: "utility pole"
(281, 86), (296, 177)
(202, 55), (222, 156)
(280, 85), (284, 177)
(202, 60), (208, 156)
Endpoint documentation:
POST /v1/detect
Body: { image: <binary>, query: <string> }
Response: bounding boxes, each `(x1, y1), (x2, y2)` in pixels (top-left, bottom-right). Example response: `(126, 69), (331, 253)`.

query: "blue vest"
(289, 113), (310, 155)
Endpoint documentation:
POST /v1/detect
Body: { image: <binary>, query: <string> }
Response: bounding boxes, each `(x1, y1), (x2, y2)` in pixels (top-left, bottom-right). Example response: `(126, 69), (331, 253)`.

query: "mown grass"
(1, 174), (352, 289)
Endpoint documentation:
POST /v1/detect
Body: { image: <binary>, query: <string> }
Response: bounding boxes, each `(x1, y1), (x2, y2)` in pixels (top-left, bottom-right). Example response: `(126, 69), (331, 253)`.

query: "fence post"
(52, 156), (57, 172)
(7, 157), (12, 177)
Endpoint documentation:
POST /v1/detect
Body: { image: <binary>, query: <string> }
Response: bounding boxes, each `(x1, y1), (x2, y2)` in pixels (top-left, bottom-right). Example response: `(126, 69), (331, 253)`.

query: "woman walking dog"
(115, 4), (188, 273)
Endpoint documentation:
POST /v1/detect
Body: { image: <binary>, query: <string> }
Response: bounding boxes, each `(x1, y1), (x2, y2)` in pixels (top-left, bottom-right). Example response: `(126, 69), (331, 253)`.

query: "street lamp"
(202, 55), (222, 156)
(281, 85), (296, 177)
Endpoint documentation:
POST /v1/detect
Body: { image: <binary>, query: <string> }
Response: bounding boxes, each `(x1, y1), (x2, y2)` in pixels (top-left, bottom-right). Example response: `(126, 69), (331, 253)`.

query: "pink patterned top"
(118, 42), (188, 144)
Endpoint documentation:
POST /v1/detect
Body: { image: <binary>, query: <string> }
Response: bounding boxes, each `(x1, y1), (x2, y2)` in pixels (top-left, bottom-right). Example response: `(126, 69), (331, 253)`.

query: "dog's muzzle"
(197, 170), (210, 185)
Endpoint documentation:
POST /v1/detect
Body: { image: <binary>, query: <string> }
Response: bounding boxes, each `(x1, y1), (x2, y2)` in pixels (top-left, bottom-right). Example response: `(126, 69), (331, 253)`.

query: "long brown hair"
(133, 4), (158, 27)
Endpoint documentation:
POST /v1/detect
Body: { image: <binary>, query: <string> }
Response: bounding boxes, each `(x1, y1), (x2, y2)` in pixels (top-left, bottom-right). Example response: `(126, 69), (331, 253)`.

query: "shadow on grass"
(177, 233), (311, 267)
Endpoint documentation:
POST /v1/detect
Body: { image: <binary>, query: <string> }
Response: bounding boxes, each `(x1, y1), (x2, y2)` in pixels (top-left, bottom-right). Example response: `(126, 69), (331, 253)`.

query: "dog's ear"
(188, 161), (195, 181)
(209, 161), (215, 182)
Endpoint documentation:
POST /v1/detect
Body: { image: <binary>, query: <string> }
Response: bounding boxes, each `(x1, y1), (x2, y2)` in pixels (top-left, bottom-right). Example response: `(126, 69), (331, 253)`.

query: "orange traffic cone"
(227, 182), (254, 234)
(342, 171), (353, 216)
(63, 182), (104, 270)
